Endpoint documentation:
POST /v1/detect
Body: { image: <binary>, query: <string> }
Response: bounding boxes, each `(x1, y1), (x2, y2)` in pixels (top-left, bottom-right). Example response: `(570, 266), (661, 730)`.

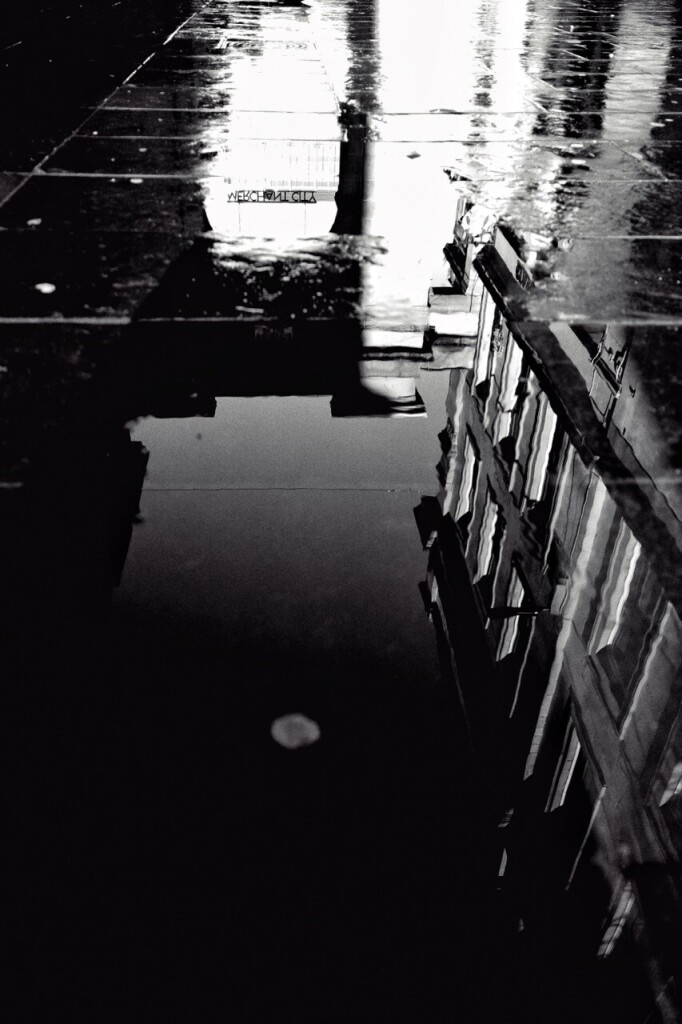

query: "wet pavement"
(3, 1), (682, 1022)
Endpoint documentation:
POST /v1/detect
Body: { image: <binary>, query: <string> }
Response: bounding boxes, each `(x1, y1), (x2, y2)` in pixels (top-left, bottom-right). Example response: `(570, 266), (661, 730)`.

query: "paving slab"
(133, 233), (368, 321)
(0, 232), (186, 320)
(0, 175), (28, 207)
(464, 179), (682, 239)
(0, 176), (209, 234)
(102, 84), (335, 113)
(80, 108), (341, 139)
(509, 238), (682, 322)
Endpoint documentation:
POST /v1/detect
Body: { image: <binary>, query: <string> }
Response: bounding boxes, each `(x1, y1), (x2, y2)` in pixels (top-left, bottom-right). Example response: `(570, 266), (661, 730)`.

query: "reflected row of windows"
(445, 302), (681, 738)
(426, 280), (682, 958)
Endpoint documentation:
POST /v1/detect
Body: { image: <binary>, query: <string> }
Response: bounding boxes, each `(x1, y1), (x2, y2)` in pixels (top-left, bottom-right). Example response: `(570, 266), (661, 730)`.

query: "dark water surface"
(2, 0), (682, 1021)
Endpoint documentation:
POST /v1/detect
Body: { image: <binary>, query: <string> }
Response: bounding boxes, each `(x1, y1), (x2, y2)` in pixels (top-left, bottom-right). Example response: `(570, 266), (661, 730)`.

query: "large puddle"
(3, 1), (682, 1021)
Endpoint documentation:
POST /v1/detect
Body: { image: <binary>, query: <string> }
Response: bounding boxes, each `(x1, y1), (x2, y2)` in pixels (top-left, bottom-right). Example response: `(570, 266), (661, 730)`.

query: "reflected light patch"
(271, 713), (321, 749)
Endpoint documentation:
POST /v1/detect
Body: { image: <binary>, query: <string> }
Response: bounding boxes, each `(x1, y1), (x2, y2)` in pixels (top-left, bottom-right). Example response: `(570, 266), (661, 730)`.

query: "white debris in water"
(271, 713), (321, 750)
(130, 178), (144, 184)
(34, 282), (56, 294)
(27, 218), (42, 227)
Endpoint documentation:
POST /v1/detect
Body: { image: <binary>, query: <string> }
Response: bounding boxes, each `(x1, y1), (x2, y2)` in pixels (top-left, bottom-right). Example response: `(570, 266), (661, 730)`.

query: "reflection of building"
(4, 427), (148, 654)
(474, 225), (682, 543)
(416, 259), (682, 1022)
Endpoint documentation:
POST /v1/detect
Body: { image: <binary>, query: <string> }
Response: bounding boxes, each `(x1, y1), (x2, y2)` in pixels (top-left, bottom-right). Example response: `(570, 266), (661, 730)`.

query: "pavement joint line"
(133, 317), (374, 324)
(0, 318), (372, 325)
(572, 234), (682, 240)
(161, 0), (217, 47)
(121, 52), (160, 87)
(72, 135), (343, 141)
(0, 318), (132, 325)
(450, 176), (662, 182)
(25, 172), (671, 186)
(5, 227), (681, 241)
(364, 137), (670, 143)
(98, 107), (338, 113)
(140, 486), (426, 493)
(519, 318), (682, 327)
(33, 170), (343, 178)
(305, 12), (341, 117)
(0, 176), (32, 209)
(609, 140), (669, 178)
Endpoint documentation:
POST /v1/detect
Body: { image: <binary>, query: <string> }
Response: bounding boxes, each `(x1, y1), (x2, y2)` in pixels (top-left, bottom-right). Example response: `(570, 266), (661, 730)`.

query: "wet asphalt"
(2, 1), (682, 1021)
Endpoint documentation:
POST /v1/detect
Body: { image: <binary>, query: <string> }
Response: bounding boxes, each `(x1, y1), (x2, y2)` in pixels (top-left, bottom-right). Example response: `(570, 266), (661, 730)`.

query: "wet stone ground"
(2, 1), (682, 1022)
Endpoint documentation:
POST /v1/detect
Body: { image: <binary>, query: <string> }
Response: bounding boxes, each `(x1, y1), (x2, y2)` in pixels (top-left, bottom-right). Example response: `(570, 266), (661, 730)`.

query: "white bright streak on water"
(192, 4), (341, 238)
(360, 0), (479, 331)
(361, 141), (456, 332)
(376, 0), (472, 113)
(487, 0), (532, 113)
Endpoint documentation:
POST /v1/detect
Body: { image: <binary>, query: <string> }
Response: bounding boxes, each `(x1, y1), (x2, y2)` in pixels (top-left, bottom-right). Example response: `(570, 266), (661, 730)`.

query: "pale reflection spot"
(271, 714), (321, 750)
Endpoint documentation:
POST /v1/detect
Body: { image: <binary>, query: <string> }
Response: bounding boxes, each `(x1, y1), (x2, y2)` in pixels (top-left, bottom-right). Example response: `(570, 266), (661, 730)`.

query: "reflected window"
(586, 520), (676, 719)
(473, 291), (497, 394)
(620, 602), (682, 743)
(475, 491), (499, 583)
(660, 762), (682, 807)
(496, 565), (528, 662)
(474, 488), (504, 588)
(523, 390), (558, 504)
(493, 332), (524, 445)
(597, 882), (635, 959)
(454, 430), (479, 535)
(546, 720), (582, 813)
(588, 520), (642, 655)
(582, 509), (655, 677)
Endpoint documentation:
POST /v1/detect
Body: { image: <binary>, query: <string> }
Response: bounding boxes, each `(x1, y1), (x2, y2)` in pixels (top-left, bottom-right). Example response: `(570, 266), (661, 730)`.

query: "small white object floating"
(34, 282), (56, 294)
(270, 713), (321, 750)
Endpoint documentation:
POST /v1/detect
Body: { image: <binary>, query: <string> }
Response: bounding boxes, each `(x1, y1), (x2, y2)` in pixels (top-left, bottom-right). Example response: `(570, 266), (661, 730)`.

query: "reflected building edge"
(417, 207), (682, 1023)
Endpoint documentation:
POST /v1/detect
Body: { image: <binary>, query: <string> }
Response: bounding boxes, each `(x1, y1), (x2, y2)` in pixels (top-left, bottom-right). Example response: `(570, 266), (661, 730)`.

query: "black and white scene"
(2, 0), (682, 1020)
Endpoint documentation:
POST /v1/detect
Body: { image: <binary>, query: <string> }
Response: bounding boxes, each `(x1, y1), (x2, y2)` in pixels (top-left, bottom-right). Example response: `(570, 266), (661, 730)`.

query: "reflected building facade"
(417, 229), (682, 1023)
(3, 421), (149, 680)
